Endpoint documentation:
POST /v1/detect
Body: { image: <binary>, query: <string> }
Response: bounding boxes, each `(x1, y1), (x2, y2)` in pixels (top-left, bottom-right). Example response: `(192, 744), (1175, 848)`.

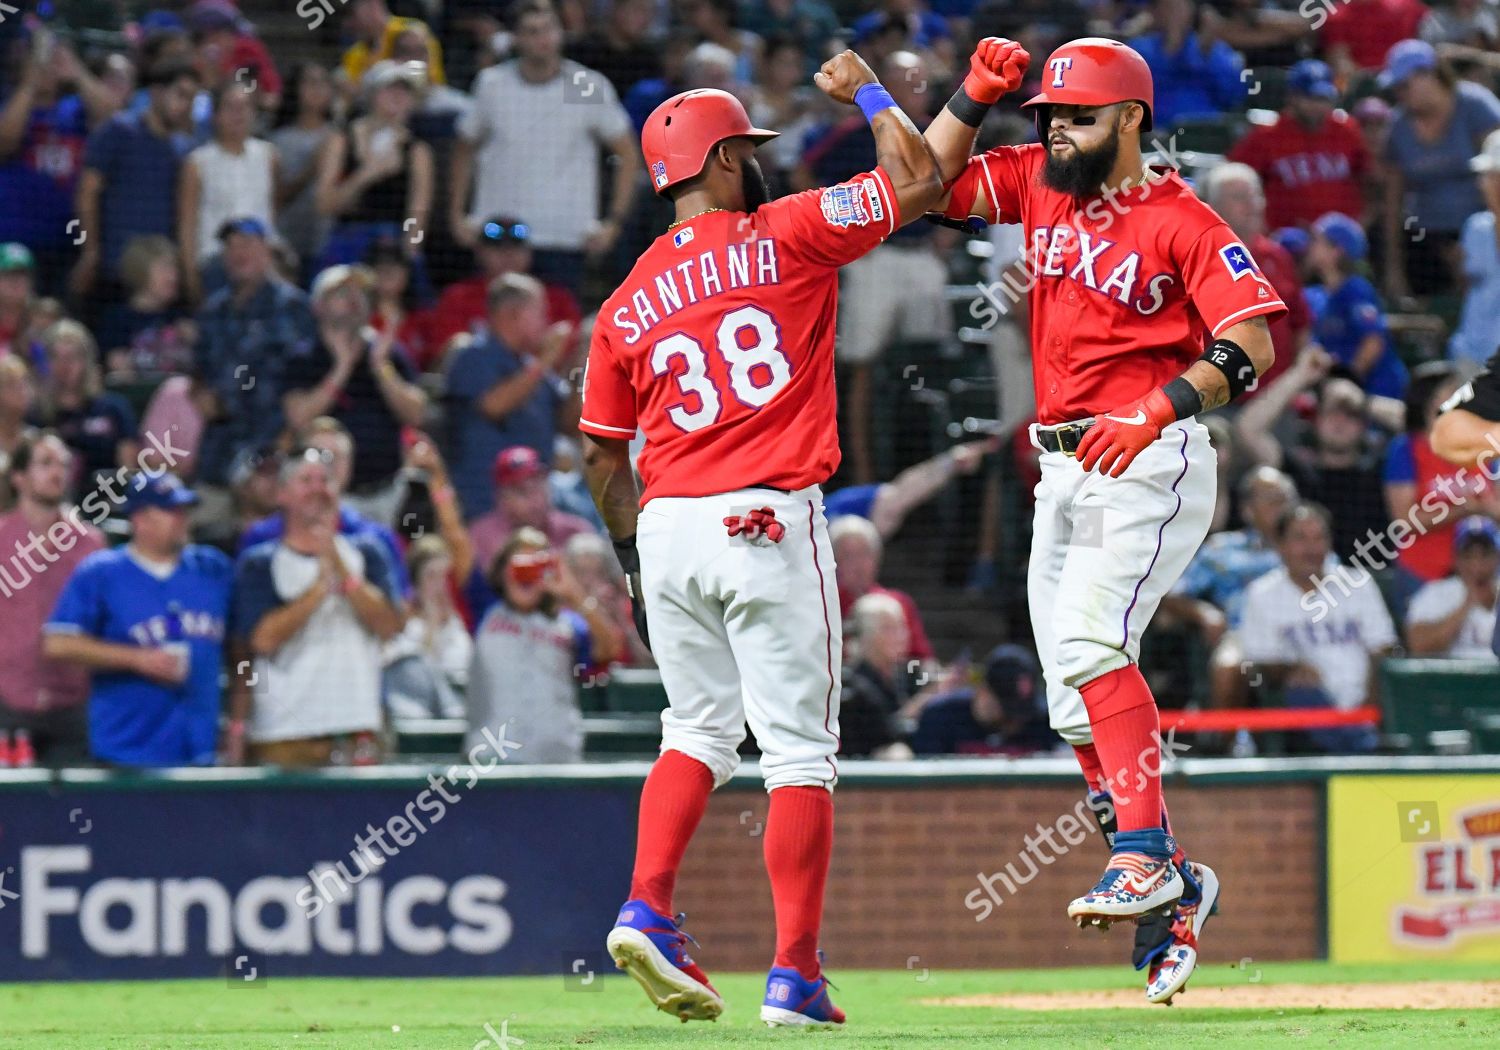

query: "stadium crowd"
(0, 0), (1498, 768)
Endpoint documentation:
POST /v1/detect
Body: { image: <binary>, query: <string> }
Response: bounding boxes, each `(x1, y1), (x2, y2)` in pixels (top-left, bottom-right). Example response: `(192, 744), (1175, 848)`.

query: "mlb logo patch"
(652, 160), (668, 188)
(1219, 242), (1262, 281)
(673, 226), (695, 248)
(820, 181), (871, 228)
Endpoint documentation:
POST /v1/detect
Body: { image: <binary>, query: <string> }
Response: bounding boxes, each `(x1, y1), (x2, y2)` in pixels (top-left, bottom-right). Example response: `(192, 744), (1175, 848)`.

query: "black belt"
(1035, 420), (1095, 455)
(747, 484), (792, 494)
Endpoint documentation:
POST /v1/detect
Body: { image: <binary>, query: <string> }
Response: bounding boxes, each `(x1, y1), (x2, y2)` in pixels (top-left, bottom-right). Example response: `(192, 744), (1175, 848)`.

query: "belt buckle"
(1058, 424), (1081, 458)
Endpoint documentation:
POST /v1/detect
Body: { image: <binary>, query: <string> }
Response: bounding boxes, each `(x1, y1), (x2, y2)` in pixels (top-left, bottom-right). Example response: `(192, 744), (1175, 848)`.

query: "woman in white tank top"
(178, 83), (276, 298)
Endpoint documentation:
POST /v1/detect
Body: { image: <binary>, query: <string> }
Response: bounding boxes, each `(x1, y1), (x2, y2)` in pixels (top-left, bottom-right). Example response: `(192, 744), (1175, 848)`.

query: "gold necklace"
(668, 207), (727, 231)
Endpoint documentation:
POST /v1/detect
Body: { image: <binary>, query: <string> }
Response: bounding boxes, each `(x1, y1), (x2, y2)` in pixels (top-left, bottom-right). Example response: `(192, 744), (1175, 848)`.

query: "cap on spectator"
(981, 644), (1042, 715)
(1454, 516), (1500, 552)
(493, 445), (545, 487)
(1312, 211), (1367, 262)
(1287, 59), (1338, 101)
(1472, 128), (1500, 174)
(187, 0), (247, 35)
(363, 235), (409, 267)
(1271, 226), (1309, 258)
(1378, 39), (1437, 90)
(1352, 96), (1392, 124)
(310, 263), (375, 304)
(216, 216), (269, 242)
(123, 472), (200, 515)
(479, 217), (532, 246)
(139, 10), (186, 33)
(362, 59), (428, 98)
(0, 242), (35, 273)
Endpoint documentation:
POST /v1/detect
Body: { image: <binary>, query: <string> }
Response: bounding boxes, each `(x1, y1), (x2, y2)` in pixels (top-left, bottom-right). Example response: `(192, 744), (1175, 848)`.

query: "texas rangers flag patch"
(821, 181), (872, 227)
(652, 160), (669, 188)
(1219, 242), (1261, 281)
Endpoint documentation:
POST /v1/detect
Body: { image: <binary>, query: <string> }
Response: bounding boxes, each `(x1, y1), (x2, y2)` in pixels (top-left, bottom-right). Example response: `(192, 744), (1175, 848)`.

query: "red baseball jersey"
(1227, 111), (1369, 229)
(946, 143), (1288, 425)
(580, 169), (900, 503)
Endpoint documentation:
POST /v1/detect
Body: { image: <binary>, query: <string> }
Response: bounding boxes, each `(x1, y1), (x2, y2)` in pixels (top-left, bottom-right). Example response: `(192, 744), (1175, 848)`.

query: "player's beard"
(1041, 123), (1122, 199)
(741, 156), (771, 212)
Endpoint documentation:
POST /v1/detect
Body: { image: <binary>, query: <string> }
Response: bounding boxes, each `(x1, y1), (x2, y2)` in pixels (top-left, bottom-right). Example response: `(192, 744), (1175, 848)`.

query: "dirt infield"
(928, 981), (1500, 1011)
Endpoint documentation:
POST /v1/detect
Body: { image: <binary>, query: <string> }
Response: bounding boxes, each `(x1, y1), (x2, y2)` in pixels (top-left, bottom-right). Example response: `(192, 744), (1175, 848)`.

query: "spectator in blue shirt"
(1450, 129), (1500, 369)
(1130, 0), (1246, 130)
(1379, 39), (1500, 298)
(72, 58), (199, 305)
(43, 473), (233, 767)
(194, 217), (316, 487)
(444, 273), (578, 519)
(0, 35), (118, 295)
(1307, 212), (1409, 400)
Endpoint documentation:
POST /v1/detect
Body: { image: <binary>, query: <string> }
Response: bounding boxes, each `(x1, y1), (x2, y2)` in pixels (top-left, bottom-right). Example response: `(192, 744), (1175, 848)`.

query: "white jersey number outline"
(651, 305), (792, 431)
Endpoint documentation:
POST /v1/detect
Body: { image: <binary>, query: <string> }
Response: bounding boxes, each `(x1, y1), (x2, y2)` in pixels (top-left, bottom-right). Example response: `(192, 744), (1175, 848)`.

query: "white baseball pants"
(636, 485), (842, 791)
(1028, 420), (1217, 745)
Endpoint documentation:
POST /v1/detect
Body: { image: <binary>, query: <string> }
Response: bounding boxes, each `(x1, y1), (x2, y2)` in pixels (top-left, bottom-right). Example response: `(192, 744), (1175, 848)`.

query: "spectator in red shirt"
(1318, 0), (1429, 77)
(1228, 60), (1370, 230)
(829, 515), (934, 662)
(1200, 162), (1312, 395)
(0, 433), (106, 763)
(425, 217), (581, 368)
(468, 445), (595, 581)
(187, 0), (282, 113)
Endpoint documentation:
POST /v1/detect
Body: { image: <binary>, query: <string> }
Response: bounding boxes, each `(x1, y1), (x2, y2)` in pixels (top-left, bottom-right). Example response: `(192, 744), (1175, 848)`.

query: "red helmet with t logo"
(1021, 37), (1155, 132)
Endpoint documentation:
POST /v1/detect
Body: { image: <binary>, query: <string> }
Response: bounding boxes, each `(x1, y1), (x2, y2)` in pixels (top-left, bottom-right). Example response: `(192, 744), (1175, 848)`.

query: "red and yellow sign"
(1329, 774), (1500, 961)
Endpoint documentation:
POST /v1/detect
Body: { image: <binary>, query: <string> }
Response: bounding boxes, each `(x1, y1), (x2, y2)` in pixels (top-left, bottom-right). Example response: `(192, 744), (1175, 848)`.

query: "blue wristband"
(854, 83), (897, 125)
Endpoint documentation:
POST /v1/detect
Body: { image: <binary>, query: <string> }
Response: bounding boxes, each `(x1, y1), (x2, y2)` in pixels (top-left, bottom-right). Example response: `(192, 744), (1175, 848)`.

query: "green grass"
(2, 961), (1497, 1049)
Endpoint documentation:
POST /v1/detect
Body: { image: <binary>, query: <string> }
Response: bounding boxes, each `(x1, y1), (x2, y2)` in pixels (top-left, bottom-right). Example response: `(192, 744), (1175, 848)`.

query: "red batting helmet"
(641, 89), (778, 196)
(1021, 37), (1154, 132)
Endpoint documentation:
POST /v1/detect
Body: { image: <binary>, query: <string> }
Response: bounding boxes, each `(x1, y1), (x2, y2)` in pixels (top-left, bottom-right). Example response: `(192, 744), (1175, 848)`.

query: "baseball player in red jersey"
(578, 52), (941, 1026)
(926, 38), (1287, 1003)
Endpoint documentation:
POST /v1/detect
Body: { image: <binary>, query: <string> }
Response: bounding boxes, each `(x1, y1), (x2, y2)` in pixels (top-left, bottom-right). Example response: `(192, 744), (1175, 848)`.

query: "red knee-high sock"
(1079, 665), (1162, 834)
(764, 785), (834, 980)
(629, 750), (714, 914)
(1072, 742), (1107, 794)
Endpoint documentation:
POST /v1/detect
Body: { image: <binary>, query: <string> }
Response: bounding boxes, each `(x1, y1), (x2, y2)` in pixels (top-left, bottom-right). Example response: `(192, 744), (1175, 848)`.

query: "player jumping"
(578, 52), (942, 1026)
(924, 37), (1287, 1003)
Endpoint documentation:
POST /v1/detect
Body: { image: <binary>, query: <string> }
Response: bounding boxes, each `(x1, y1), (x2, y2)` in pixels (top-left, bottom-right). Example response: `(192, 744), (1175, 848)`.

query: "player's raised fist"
(965, 37), (1030, 104)
(814, 49), (879, 105)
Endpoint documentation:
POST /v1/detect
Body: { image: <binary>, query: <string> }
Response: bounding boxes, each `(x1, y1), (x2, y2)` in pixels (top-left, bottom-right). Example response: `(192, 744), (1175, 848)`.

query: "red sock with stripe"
(764, 785), (835, 982)
(1079, 665), (1162, 835)
(629, 750), (714, 914)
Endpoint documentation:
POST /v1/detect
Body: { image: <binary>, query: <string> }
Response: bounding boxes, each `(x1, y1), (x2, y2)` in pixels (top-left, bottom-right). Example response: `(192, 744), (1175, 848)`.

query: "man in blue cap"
(1227, 58), (1370, 230)
(1406, 515), (1500, 660)
(42, 472), (234, 766)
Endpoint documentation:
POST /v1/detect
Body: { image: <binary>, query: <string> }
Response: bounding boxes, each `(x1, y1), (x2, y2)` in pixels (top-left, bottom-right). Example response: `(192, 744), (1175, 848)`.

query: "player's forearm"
(1431, 409), (1500, 466)
(581, 435), (640, 540)
(1172, 317), (1274, 415)
(870, 105), (943, 222)
(923, 109), (982, 184)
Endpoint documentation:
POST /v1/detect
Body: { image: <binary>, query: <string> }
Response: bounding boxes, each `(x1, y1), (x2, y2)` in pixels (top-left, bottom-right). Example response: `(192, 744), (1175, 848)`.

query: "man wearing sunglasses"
(925, 36), (1287, 1005)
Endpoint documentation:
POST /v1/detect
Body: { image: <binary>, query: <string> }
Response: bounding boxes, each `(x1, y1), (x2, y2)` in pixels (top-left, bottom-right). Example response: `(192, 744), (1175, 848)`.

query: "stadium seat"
(604, 668), (669, 712)
(1379, 659), (1500, 753)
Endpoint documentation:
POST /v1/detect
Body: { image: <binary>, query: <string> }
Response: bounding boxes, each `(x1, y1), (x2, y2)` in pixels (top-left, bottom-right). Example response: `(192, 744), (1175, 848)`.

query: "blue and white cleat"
(1146, 861), (1220, 1005)
(606, 900), (723, 1022)
(1067, 851), (1184, 928)
(761, 964), (846, 1028)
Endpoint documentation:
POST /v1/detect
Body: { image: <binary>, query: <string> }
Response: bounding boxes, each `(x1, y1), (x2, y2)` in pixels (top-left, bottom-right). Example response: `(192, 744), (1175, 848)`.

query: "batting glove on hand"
(965, 37), (1030, 104)
(1076, 388), (1177, 477)
(612, 535), (651, 653)
(723, 507), (786, 543)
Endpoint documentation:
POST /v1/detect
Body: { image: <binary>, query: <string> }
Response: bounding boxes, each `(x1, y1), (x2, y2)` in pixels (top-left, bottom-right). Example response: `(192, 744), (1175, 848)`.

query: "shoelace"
(723, 506), (785, 542)
(816, 948), (839, 992)
(672, 912), (701, 949)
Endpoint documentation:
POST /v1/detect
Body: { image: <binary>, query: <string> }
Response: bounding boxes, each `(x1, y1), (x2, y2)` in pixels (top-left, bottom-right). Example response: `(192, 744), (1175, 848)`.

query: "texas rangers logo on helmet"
(652, 160), (669, 188)
(1049, 56), (1074, 87)
(1219, 242), (1263, 282)
(820, 180), (872, 228)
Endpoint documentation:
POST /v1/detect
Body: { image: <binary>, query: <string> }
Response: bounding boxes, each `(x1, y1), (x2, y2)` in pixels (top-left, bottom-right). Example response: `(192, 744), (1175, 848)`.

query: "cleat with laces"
(761, 951), (845, 1028)
(1068, 849), (1184, 926)
(606, 900), (723, 1022)
(1145, 861), (1220, 1004)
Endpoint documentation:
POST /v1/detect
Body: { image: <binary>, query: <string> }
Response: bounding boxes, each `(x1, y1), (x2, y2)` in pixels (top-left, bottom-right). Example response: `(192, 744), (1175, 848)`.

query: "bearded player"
(925, 38), (1287, 1003)
(578, 52), (941, 1026)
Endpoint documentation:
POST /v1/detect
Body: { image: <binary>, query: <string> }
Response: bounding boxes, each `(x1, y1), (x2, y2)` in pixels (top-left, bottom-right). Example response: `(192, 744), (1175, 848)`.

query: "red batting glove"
(1075, 388), (1178, 477)
(964, 37), (1031, 104)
